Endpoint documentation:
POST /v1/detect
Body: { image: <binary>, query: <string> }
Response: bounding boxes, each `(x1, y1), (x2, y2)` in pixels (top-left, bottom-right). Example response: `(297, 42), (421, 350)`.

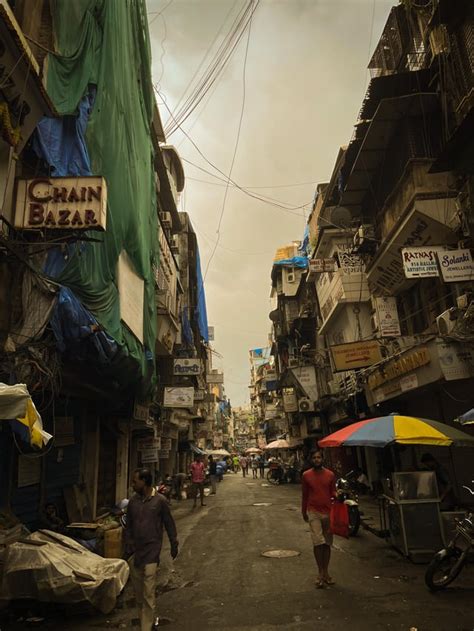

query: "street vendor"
(420, 453), (455, 510)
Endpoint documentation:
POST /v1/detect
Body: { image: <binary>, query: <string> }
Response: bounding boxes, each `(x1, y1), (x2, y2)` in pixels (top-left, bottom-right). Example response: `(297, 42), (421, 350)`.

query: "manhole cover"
(261, 549), (300, 558)
(253, 502), (272, 507)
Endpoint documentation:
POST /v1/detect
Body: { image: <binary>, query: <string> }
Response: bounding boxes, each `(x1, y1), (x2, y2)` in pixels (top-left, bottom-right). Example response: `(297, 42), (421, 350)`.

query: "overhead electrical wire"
(164, 0), (260, 137)
(203, 0), (255, 282)
(186, 176), (319, 189)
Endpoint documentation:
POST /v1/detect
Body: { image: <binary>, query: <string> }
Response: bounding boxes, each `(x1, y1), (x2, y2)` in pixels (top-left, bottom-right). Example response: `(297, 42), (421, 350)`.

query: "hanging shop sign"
(163, 387), (194, 408)
(292, 365), (318, 402)
(158, 450), (170, 459)
(438, 249), (474, 283)
(367, 347), (431, 390)
(282, 388), (298, 413)
(208, 326), (215, 341)
(309, 258), (336, 274)
(375, 297), (401, 337)
(330, 340), (383, 372)
(437, 340), (474, 381)
(194, 389), (205, 401)
(137, 437), (161, 451)
(0, 3), (54, 151)
(401, 246), (443, 279)
(14, 177), (107, 231)
(140, 448), (159, 464)
(133, 401), (149, 422)
(173, 358), (202, 375)
(17, 454), (41, 487)
(206, 372), (224, 384)
(161, 438), (172, 450)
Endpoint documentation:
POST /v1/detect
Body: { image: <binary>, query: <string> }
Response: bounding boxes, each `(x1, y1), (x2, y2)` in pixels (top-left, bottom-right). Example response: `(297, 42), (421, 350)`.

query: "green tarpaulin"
(46, 0), (158, 394)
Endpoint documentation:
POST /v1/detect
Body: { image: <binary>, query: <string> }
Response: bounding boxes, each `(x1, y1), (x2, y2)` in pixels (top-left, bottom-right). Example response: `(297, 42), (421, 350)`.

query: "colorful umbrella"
(265, 439), (290, 450)
(245, 447), (262, 454)
(318, 415), (474, 448)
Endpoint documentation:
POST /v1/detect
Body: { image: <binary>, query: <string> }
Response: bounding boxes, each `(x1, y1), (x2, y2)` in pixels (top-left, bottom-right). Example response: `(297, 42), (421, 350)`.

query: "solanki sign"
(15, 176), (107, 230)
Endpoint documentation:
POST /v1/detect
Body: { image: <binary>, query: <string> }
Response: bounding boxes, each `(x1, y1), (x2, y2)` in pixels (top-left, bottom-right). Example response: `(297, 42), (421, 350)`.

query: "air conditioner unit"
(288, 358), (299, 368)
(159, 211), (172, 229)
(436, 308), (460, 336)
(457, 294), (472, 309)
(298, 397), (313, 413)
(287, 271), (296, 283)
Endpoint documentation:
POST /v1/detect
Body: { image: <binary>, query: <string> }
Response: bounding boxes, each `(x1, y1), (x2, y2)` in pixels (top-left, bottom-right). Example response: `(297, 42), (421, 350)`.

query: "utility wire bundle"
(164, 0), (260, 138)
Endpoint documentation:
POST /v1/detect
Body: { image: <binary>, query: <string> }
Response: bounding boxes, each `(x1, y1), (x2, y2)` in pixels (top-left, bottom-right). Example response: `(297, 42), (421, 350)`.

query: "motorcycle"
(336, 473), (361, 536)
(267, 462), (286, 485)
(425, 511), (474, 591)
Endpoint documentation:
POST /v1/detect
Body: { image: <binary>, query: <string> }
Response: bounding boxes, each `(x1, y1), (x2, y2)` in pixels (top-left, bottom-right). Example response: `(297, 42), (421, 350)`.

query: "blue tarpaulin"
(273, 256), (309, 269)
(50, 287), (118, 364)
(32, 88), (95, 177)
(298, 225), (310, 256)
(195, 248), (209, 343)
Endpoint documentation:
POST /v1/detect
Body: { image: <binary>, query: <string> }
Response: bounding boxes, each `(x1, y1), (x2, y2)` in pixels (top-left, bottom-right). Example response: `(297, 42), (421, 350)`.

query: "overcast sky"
(146, 0), (394, 407)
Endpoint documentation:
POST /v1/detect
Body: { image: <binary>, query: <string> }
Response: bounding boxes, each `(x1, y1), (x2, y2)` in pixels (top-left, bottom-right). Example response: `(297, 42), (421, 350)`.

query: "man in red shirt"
(190, 454), (206, 509)
(301, 449), (336, 588)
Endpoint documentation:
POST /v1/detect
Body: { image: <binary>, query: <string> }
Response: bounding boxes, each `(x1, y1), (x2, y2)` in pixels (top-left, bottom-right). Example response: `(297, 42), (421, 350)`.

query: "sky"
(146, 0), (394, 407)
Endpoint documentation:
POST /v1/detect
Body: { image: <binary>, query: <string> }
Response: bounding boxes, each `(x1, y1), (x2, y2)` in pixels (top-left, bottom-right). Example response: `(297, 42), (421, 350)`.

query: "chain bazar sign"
(15, 177), (107, 230)
(330, 340), (382, 372)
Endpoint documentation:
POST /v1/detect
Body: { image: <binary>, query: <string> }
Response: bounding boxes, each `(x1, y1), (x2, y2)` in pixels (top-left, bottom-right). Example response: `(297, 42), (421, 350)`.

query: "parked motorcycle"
(267, 462), (286, 485)
(425, 511), (474, 591)
(336, 473), (361, 536)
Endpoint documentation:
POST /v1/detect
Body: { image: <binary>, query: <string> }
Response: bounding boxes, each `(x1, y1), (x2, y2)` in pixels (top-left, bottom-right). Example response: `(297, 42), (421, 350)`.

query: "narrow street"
(4, 474), (472, 631)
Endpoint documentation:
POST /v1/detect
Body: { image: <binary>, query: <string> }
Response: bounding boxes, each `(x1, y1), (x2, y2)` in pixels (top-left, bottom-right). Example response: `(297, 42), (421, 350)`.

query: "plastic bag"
(330, 502), (349, 537)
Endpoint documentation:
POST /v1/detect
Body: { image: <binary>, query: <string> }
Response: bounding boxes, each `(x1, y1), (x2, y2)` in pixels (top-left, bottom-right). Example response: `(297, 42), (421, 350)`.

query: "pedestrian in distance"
(258, 454), (265, 479)
(301, 449), (337, 589)
(125, 468), (179, 630)
(251, 455), (258, 479)
(232, 454), (240, 473)
(208, 455), (218, 495)
(190, 454), (206, 508)
(239, 455), (248, 477)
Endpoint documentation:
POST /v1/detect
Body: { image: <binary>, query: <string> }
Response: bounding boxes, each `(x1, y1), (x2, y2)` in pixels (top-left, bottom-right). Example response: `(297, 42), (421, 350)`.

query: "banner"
(401, 246), (442, 278)
(331, 340), (383, 371)
(438, 249), (474, 283)
(375, 297), (401, 337)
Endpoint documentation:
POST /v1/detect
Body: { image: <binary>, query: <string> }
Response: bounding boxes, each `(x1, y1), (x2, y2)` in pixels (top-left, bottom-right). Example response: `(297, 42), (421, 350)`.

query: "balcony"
(316, 268), (370, 333)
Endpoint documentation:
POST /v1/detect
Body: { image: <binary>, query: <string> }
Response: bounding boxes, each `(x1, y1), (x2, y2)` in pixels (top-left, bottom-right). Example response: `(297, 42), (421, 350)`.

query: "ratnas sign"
(14, 176), (107, 230)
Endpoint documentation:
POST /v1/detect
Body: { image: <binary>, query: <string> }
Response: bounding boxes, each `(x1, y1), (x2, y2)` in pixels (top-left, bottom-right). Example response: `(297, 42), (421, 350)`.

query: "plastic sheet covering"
(0, 383), (51, 447)
(272, 256), (309, 269)
(9, 270), (57, 347)
(50, 287), (118, 364)
(195, 248), (209, 342)
(0, 530), (129, 614)
(42, 0), (159, 392)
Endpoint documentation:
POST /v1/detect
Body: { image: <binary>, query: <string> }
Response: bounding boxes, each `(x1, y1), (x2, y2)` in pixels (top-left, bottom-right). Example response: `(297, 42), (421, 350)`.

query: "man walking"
(208, 455), (218, 495)
(125, 468), (179, 630)
(301, 449), (336, 589)
(257, 454), (265, 479)
(251, 455), (258, 479)
(190, 454), (206, 508)
(239, 454), (248, 477)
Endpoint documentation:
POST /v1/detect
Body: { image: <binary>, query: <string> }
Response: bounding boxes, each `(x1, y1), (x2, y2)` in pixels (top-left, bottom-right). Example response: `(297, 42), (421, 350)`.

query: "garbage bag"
(0, 530), (129, 613)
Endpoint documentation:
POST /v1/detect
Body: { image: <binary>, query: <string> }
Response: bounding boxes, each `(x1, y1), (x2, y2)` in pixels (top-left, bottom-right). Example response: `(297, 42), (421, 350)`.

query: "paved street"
(3, 473), (474, 631)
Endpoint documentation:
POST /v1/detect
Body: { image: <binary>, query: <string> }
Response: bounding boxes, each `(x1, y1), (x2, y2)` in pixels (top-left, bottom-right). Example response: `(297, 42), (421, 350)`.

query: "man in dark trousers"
(301, 449), (336, 589)
(125, 468), (179, 630)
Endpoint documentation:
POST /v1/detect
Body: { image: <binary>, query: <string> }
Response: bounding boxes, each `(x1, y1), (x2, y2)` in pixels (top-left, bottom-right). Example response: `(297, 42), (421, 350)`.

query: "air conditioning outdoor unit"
(298, 397), (313, 413)
(159, 211), (172, 230)
(287, 270), (296, 283)
(436, 308), (460, 336)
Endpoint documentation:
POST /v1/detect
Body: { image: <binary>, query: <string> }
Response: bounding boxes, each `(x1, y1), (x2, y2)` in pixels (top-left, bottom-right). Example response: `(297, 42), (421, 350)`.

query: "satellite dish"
(329, 206), (352, 228)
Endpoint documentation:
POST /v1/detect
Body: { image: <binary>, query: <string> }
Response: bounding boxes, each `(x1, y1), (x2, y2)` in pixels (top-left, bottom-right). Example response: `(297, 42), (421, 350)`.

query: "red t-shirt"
(190, 461), (205, 483)
(301, 467), (336, 515)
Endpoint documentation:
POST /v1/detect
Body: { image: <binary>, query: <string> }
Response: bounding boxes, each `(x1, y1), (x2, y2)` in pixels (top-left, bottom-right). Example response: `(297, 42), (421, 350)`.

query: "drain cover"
(261, 549), (300, 558)
(252, 502), (272, 507)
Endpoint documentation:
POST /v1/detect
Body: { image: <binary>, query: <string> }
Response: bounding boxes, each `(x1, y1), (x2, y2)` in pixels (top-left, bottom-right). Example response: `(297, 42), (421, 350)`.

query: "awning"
(340, 93), (439, 211)
(190, 443), (206, 456)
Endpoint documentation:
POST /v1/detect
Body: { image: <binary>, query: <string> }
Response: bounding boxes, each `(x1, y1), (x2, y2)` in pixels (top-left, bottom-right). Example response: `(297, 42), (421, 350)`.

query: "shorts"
(308, 511), (333, 546)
